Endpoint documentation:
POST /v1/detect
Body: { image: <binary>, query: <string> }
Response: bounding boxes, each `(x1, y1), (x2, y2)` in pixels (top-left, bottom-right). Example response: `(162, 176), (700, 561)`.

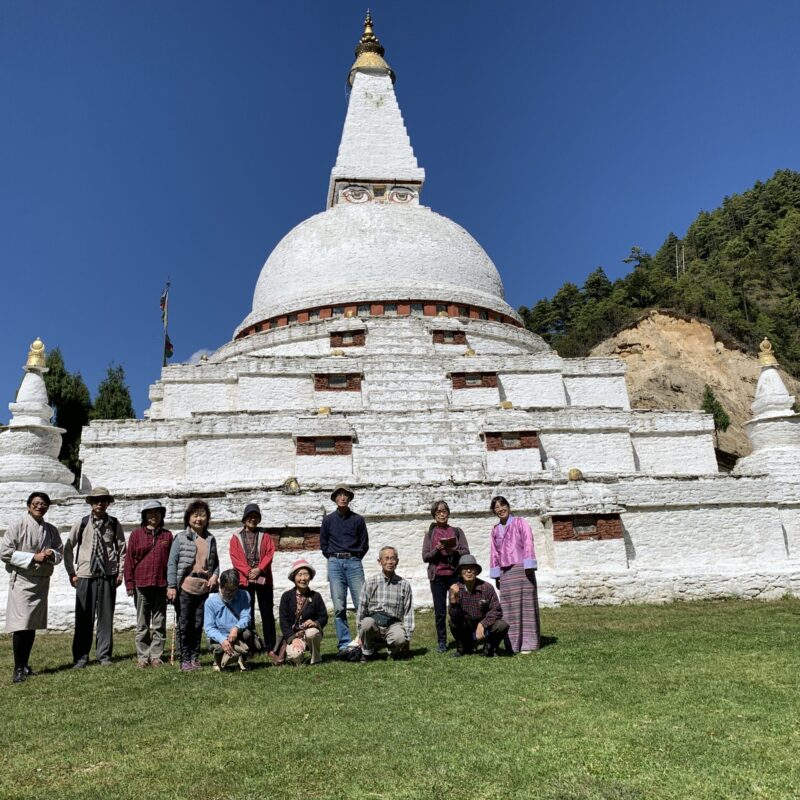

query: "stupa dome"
(236, 203), (519, 335)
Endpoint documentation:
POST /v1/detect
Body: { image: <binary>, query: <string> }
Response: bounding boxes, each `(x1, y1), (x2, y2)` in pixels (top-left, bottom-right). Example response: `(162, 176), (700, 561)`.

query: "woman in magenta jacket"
(489, 495), (541, 653)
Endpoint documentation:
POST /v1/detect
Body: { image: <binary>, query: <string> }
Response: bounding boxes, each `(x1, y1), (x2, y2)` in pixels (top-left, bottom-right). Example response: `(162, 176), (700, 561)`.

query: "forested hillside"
(520, 169), (800, 375)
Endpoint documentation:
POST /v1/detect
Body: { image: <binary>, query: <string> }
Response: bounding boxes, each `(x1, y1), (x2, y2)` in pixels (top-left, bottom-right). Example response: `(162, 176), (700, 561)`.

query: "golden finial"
(567, 467), (584, 482)
(464, 348), (476, 357)
(318, 406), (332, 416)
(500, 400), (513, 410)
(758, 337), (778, 367)
(344, 308), (356, 318)
(331, 348), (345, 357)
(349, 10), (395, 86)
(25, 338), (46, 370)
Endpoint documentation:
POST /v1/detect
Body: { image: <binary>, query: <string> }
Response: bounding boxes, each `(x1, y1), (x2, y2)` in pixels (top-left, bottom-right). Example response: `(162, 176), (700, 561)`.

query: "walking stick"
(169, 603), (177, 665)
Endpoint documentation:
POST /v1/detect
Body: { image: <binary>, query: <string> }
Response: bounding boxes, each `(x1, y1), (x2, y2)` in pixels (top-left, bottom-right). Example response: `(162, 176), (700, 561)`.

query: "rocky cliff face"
(589, 311), (800, 457)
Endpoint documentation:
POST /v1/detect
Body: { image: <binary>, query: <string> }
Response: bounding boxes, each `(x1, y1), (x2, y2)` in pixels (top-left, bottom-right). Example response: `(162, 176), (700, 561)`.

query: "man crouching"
(204, 569), (252, 671)
(448, 555), (510, 657)
(357, 546), (414, 662)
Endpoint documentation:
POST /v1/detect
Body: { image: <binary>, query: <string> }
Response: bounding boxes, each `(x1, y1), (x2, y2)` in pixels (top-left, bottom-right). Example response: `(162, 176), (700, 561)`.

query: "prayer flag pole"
(160, 281), (174, 367)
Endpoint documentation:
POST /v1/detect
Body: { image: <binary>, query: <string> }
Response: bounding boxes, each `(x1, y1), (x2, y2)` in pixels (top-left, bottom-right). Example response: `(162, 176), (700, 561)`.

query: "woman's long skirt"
(498, 564), (540, 652)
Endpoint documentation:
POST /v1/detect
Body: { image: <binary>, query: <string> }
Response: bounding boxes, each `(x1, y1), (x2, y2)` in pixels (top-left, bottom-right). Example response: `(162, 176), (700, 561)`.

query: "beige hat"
(330, 483), (354, 502)
(287, 559), (316, 582)
(85, 486), (115, 503)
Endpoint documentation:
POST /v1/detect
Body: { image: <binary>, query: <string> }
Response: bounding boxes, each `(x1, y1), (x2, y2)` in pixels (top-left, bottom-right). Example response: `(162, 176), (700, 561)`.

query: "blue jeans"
(327, 557), (365, 650)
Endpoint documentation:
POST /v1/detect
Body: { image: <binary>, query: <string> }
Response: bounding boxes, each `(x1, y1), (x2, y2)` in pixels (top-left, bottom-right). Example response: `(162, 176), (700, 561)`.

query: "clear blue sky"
(2, 1), (798, 418)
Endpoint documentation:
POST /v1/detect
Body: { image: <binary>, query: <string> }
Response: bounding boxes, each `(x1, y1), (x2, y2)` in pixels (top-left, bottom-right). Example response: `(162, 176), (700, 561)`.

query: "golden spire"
(758, 337), (778, 367)
(25, 337), (46, 370)
(349, 10), (395, 86)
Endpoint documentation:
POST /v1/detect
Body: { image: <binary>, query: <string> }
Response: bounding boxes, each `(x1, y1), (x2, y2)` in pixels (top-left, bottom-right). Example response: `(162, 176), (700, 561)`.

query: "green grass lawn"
(1, 598), (798, 800)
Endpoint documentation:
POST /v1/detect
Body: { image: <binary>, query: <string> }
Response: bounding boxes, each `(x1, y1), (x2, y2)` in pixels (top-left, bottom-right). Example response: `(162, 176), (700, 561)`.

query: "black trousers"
(73, 576), (117, 663)
(12, 630), (36, 669)
(430, 575), (457, 646)
(449, 606), (509, 653)
(177, 590), (207, 663)
(246, 583), (276, 652)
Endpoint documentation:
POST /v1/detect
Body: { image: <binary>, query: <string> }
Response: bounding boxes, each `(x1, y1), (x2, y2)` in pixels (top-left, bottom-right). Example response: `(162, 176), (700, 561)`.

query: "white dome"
(236, 203), (519, 335)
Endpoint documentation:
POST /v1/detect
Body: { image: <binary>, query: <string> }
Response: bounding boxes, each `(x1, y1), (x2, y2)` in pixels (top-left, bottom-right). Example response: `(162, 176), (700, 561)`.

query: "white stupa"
(1, 15), (799, 629)
(0, 338), (75, 502)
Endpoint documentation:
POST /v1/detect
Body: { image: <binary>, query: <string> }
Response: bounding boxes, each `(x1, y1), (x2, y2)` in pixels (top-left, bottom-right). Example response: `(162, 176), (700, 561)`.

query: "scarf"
(89, 517), (108, 577)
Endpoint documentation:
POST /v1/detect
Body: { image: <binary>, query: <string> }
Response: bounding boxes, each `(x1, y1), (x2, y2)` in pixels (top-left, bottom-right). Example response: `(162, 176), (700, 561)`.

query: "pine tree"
(43, 347), (93, 478)
(701, 385), (731, 433)
(90, 364), (135, 421)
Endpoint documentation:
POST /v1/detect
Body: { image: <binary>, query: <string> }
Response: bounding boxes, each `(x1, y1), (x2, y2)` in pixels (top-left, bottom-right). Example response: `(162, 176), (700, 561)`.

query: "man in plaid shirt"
(448, 554), (510, 657)
(356, 546), (414, 661)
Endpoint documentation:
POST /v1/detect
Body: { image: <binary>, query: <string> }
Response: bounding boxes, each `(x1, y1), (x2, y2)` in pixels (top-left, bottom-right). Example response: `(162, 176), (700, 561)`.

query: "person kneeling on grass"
(356, 546), (414, 662)
(448, 554), (510, 657)
(204, 569), (252, 672)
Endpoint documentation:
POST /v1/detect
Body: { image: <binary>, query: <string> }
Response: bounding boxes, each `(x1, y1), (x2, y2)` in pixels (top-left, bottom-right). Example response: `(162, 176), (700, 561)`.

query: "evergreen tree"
(43, 347), (93, 478)
(519, 169), (800, 377)
(90, 364), (135, 421)
(701, 385), (731, 433)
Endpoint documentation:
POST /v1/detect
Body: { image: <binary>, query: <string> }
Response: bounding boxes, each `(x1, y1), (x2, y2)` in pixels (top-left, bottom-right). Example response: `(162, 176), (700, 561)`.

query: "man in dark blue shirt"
(320, 484), (369, 650)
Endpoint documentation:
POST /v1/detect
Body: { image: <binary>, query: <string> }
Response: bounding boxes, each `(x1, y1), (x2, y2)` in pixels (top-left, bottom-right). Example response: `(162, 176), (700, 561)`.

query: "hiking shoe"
(180, 661), (194, 672)
(149, 658), (163, 668)
(450, 650), (464, 658)
(436, 642), (448, 654)
(190, 659), (203, 670)
(23, 665), (35, 677)
(99, 659), (113, 667)
(136, 659), (148, 669)
(12, 667), (26, 683)
(72, 658), (88, 670)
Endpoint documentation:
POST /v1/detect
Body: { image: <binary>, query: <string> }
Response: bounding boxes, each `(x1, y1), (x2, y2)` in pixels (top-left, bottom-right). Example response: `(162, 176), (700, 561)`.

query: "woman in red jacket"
(229, 503), (276, 653)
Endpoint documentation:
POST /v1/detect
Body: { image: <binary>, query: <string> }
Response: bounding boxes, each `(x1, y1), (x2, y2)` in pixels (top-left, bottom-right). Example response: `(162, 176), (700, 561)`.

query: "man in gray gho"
(63, 487), (126, 668)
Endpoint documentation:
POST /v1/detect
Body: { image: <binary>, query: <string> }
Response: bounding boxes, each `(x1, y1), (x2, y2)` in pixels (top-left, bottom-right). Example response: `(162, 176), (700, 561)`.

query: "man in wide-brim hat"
(319, 484), (369, 651)
(63, 486), (126, 668)
(448, 554), (510, 657)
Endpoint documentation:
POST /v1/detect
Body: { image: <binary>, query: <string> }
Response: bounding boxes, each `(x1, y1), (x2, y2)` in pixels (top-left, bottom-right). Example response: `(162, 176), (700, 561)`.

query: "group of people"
(1, 482), (541, 682)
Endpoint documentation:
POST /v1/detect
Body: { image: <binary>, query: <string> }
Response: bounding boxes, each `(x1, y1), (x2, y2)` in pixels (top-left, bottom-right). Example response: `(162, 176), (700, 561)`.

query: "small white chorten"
(0, 338), (75, 498)
(735, 338), (800, 480)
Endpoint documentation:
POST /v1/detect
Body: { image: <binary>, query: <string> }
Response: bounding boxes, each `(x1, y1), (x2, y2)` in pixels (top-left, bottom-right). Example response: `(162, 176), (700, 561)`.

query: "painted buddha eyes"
(388, 187), (415, 204)
(342, 185), (373, 203)
(340, 184), (417, 204)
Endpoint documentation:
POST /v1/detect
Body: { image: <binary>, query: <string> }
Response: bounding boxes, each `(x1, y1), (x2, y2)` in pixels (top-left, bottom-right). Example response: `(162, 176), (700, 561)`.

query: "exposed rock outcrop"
(589, 311), (800, 457)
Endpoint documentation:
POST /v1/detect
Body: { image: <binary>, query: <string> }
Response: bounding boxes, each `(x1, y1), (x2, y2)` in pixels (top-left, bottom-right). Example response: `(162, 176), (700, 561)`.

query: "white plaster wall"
(81, 443), (186, 490)
(162, 382), (236, 419)
(451, 387), (500, 408)
(263, 338), (330, 357)
(486, 449), (543, 477)
(553, 538), (629, 572)
(499, 373), (566, 408)
(564, 376), (630, 409)
(185, 436), (295, 484)
(239, 376), (313, 411)
(295, 455), (353, 485)
(539, 431), (635, 473)
(313, 390), (363, 412)
(623, 507), (790, 568)
(632, 434), (719, 475)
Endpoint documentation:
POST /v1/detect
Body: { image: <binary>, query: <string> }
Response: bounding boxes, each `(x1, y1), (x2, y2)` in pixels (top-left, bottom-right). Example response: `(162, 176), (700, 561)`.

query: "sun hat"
(288, 559), (316, 582)
(330, 483), (355, 502)
(456, 554), (482, 575)
(140, 499), (167, 515)
(85, 486), (114, 503)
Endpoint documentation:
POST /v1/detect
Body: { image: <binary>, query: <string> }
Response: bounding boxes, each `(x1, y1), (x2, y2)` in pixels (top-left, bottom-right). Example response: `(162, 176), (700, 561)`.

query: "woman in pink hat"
(276, 559), (328, 666)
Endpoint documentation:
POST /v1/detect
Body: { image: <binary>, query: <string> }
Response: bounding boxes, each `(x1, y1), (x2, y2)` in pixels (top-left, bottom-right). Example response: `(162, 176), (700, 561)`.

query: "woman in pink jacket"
(489, 496), (541, 653)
